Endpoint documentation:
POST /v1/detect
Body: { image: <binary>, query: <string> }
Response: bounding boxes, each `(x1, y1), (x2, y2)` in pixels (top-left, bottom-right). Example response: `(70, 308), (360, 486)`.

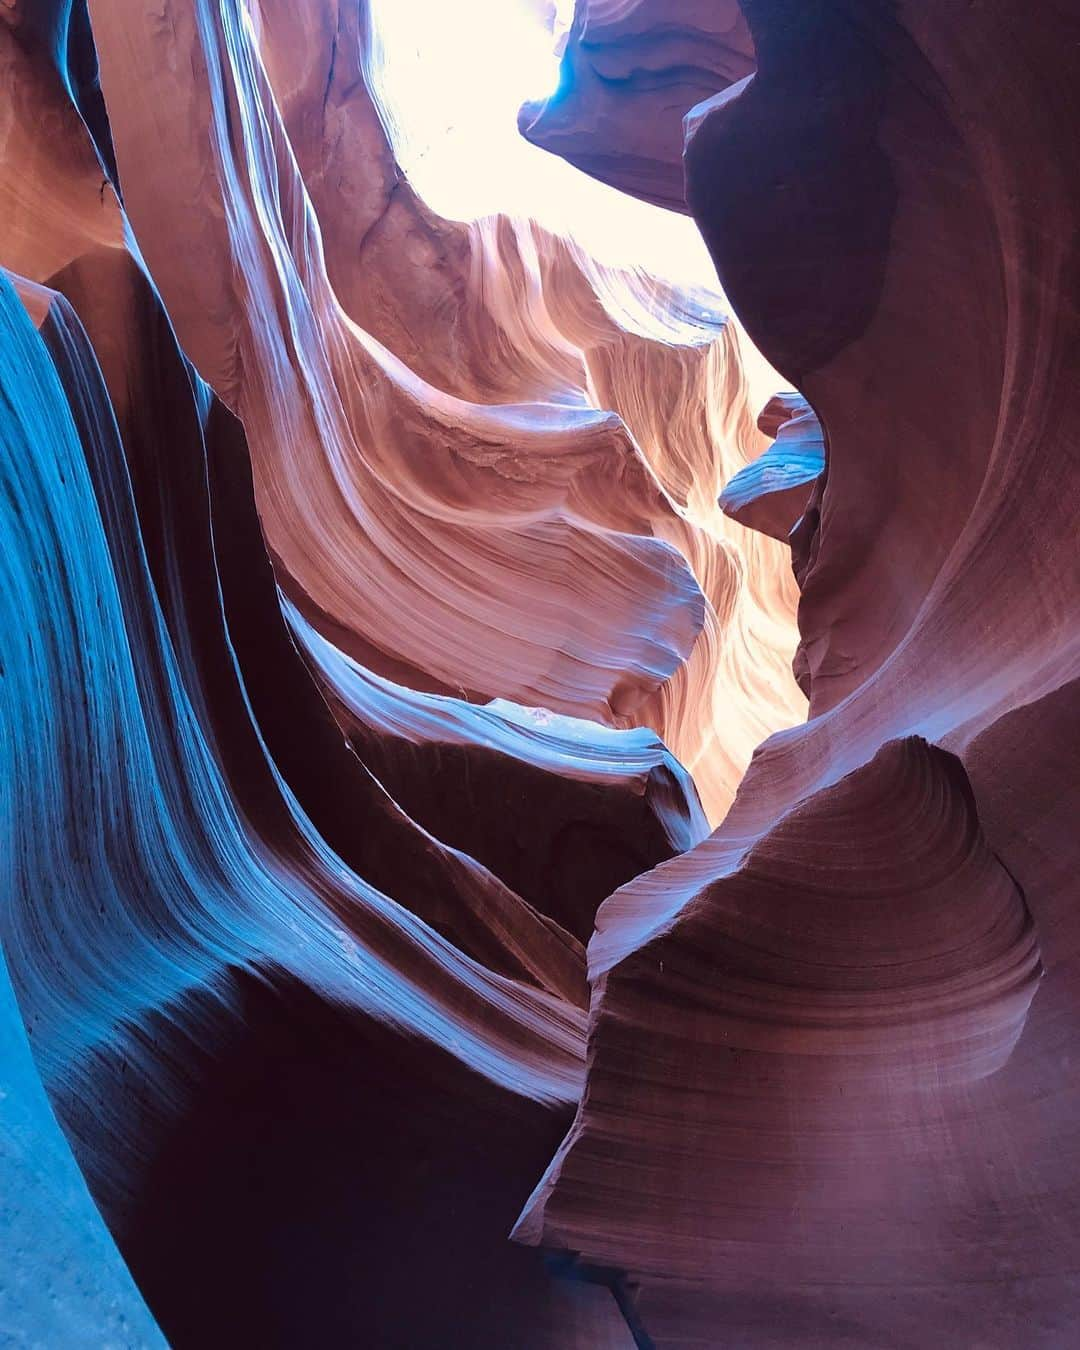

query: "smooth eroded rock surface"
(1, 0), (1075, 1346)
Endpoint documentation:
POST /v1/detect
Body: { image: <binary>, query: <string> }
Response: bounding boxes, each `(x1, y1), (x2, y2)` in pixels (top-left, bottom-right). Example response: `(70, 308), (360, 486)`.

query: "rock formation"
(234, 0), (808, 822)
(520, 0), (755, 212)
(511, 0), (1080, 1345)
(2, 0), (1076, 1347)
(719, 392), (824, 543)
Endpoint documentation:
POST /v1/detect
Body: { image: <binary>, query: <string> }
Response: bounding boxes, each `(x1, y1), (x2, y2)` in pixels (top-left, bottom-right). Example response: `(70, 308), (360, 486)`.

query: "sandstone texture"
(1, 1), (1075, 1347)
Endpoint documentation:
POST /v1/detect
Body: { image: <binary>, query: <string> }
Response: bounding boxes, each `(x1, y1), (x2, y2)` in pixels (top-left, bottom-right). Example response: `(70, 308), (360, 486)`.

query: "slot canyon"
(0, 1), (1077, 1346)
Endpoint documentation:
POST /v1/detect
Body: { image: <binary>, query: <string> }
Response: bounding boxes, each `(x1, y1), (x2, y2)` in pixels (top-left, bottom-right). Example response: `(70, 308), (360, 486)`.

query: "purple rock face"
(520, 0), (756, 212)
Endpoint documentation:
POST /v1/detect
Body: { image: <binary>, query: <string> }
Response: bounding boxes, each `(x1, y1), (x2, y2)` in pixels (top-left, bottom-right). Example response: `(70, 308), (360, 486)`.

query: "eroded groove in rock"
(39, 259), (585, 1007)
(293, 603), (708, 943)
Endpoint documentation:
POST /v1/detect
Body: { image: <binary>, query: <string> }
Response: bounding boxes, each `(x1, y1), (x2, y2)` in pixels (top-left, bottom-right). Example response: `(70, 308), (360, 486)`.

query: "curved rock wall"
(512, 1), (1080, 1345)
(4, 0), (1072, 1346)
(0, 0), (793, 1344)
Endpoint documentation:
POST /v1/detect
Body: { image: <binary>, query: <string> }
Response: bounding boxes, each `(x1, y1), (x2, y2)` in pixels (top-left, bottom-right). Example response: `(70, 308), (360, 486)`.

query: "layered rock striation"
(2, 0), (1075, 1347)
(512, 1), (1080, 1345)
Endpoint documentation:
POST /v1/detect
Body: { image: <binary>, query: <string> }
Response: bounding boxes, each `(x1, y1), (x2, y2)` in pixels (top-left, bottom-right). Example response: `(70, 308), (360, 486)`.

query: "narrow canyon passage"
(0, 2), (1077, 1348)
